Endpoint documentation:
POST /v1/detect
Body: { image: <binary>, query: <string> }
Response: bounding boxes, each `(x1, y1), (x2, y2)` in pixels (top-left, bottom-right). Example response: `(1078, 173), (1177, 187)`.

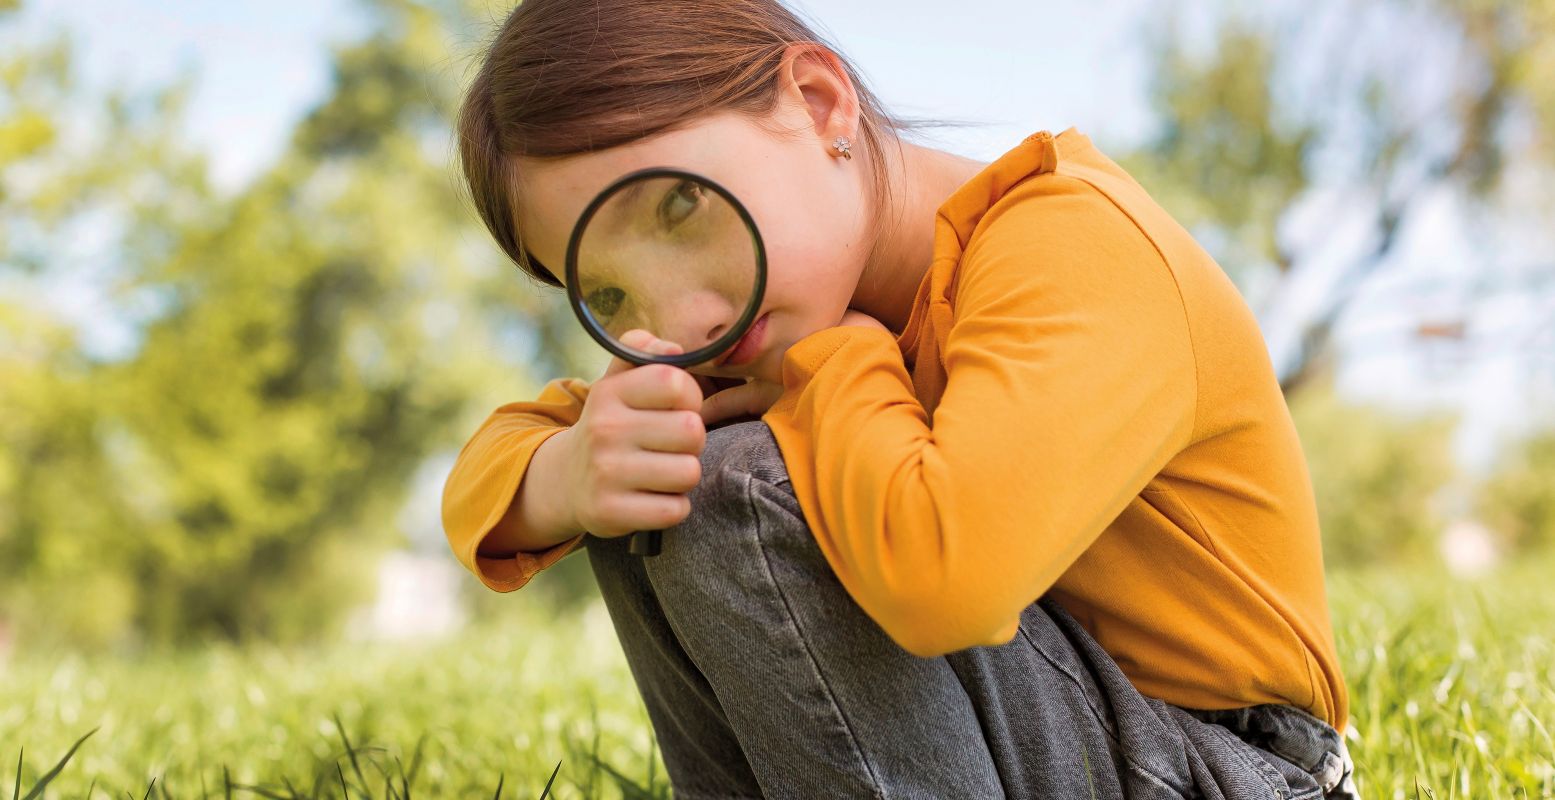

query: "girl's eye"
(586, 286), (626, 318)
(658, 180), (705, 229)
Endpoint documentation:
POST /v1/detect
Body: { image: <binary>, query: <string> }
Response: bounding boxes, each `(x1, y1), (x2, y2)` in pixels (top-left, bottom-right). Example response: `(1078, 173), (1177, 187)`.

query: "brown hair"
(457, 0), (975, 288)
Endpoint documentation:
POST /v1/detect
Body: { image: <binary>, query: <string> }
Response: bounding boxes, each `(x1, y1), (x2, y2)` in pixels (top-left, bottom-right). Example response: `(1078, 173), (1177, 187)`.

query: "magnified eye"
(658, 180), (705, 229)
(586, 286), (626, 318)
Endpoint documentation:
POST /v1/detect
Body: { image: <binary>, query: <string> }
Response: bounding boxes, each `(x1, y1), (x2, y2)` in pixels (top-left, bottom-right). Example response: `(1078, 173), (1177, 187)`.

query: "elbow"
(873, 586), (1020, 659)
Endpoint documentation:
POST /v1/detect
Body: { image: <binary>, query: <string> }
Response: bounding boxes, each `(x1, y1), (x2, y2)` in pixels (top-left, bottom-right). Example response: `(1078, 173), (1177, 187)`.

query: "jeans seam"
(1262, 705), (1337, 776)
(1204, 721), (1292, 799)
(1014, 623), (1119, 741)
(1015, 618), (1198, 796)
(742, 468), (887, 800)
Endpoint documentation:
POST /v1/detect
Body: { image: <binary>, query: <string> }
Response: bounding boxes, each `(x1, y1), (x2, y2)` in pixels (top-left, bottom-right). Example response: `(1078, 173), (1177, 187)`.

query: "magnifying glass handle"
(629, 529), (663, 556)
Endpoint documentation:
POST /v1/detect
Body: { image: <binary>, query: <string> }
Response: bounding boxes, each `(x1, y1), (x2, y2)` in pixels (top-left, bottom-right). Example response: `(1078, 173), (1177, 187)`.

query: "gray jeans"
(584, 420), (1360, 799)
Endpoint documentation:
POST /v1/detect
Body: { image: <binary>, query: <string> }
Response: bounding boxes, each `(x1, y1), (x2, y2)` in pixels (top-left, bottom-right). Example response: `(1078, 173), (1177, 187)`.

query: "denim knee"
(651, 419), (801, 569)
(695, 419), (792, 492)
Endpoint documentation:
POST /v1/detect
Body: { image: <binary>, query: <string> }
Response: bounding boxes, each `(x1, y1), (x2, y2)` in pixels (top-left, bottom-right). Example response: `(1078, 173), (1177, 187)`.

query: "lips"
(716, 312), (769, 367)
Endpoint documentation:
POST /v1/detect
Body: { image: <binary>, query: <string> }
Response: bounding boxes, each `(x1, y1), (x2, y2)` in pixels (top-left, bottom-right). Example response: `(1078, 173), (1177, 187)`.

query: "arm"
(478, 426), (583, 555)
(760, 175), (1198, 657)
(441, 376), (593, 592)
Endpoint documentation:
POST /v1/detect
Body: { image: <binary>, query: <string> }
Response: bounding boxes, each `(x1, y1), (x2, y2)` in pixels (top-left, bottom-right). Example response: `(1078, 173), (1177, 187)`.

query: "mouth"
(715, 312), (770, 368)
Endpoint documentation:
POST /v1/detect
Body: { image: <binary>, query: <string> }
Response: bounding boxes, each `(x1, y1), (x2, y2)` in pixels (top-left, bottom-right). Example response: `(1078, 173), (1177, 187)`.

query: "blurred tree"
(1476, 425), (1555, 555)
(1, 311), (142, 648)
(1125, 0), (1555, 396)
(1, 0), (600, 648)
(1, 17), (217, 648)
(1286, 373), (1460, 569)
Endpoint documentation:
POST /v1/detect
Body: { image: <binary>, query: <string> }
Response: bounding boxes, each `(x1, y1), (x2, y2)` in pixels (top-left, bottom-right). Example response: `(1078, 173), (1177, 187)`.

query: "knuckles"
(682, 410), (707, 451)
(674, 454), (702, 492)
(664, 496), (692, 526)
(585, 414), (626, 445)
(686, 460), (703, 491)
(645, 363), (683, 392)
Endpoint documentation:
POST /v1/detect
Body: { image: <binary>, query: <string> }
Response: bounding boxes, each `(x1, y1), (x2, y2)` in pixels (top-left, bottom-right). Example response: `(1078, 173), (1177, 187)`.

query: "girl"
(442, 1), (1360, 797)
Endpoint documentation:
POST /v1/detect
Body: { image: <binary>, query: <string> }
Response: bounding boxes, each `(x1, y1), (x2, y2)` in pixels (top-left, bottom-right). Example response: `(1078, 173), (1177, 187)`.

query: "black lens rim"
(564, 167), (768, 369)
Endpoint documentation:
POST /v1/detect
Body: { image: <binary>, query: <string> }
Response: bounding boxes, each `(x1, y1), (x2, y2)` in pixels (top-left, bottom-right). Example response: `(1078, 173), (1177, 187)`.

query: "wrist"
(528, 426), (584, 542)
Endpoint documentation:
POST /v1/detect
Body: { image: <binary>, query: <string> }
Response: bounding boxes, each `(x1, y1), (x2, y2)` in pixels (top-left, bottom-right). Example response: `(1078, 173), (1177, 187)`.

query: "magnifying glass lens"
(571, 172), (763, 366)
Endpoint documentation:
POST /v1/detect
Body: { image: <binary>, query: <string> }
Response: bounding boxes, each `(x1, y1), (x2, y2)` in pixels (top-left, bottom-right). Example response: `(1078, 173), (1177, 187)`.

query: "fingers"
(615, 364), (703, 411)
(604, 329), (681, 377)
(700, 380), (784, 426)
(608, 450), (702, 494)
(598, 330), (702, 412)
(587, 491), (693, 537)
(627, 408), (706, 455)
(688, 371), (721, 398)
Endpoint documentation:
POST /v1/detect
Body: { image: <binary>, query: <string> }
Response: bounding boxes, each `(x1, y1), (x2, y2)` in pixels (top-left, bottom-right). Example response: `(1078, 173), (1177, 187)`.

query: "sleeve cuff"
(473, 531), (589, 593)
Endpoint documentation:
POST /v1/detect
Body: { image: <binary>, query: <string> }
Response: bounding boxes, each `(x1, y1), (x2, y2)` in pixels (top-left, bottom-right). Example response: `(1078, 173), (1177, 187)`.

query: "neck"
(850, 139), (987, 336)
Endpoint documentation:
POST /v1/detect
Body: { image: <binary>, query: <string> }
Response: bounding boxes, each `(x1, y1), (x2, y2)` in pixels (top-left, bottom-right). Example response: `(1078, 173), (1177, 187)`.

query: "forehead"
(512, 111), (774, 279)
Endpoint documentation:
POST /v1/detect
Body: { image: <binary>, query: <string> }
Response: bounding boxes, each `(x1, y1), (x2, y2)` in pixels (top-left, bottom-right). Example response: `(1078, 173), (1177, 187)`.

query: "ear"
(776, 42), (860, 146)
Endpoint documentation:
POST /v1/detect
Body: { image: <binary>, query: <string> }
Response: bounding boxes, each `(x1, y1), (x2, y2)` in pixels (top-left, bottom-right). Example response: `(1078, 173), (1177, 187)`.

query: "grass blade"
(403, 734), (425, 796)
(21, 727), (98, 800)
(393, 756), (410, 800)
(539, 760), (562, 800)
(227, 782), (289, 800)
(582, 753), (653, 800)
(330, 713), (369, 796)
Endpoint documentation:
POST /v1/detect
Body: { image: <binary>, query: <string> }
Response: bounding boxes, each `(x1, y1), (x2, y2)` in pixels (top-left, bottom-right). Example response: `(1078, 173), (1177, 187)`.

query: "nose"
(659, 288), (738, 355)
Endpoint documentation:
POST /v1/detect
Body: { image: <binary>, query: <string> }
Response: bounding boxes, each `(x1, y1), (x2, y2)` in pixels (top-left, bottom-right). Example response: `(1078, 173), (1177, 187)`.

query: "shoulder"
(954, 172), (1176, 304)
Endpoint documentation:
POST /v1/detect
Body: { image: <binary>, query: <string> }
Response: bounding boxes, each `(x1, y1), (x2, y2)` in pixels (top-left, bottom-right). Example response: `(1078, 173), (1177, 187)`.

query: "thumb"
(604, 329), (682, 377)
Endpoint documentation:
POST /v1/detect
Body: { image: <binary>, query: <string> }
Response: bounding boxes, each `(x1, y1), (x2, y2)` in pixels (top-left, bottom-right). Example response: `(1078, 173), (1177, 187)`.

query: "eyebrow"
(617, 180), (650, 210)
(603, 179), (657, 232)
(553, 178), (662, 288)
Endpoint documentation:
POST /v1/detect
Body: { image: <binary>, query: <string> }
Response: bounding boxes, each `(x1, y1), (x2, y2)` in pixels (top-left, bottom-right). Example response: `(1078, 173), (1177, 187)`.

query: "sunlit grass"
(1, 600), (664, 798)
(3, 552), (1553, 798)
(1329, 551), (1555, 798)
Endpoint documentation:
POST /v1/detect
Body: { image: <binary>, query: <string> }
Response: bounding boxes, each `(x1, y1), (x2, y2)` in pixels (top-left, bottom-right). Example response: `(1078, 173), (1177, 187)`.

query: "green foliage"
(1476, 425), (1555, 555)
(1126, 0), (1555, 394)
(0, 30), (210, 648)
(0, 0), (596, 648)
(1287, 378), (1460, 570)
(1122, 17), (1315, 286)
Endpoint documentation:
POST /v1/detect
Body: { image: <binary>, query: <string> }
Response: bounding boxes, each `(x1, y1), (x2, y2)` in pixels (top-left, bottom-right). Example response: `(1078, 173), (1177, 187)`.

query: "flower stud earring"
(832, 136), (853, 160)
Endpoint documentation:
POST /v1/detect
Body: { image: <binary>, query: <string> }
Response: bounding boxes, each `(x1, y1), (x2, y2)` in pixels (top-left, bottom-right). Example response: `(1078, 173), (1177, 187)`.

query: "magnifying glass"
(564, 167), (768, 557)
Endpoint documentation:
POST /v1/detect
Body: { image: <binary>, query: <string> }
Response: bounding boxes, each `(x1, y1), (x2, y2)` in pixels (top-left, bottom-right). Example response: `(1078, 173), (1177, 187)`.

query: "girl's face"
(513, 104), (872, 386)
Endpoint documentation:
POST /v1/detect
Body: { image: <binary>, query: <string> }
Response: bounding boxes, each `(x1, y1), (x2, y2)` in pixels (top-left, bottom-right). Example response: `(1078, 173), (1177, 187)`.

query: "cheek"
(762, 211), (867, 315)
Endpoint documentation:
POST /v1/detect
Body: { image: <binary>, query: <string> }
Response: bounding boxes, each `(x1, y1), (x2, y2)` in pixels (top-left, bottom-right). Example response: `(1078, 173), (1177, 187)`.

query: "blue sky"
(10, 0), (1162, 189)
(10, 0), (369, 189)
(7, 0), (1552, 476)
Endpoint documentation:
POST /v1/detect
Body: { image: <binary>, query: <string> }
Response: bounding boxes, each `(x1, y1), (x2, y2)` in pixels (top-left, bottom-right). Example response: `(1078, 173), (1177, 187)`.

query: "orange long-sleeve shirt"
(441, 128), (1350, 732)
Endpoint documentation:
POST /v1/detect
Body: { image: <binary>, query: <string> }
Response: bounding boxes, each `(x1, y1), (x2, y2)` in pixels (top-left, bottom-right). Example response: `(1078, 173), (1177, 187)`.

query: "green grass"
(1329, 552), (1555, 798)
(0, 600), (664, 798)
(3, 552), (1553, 798)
